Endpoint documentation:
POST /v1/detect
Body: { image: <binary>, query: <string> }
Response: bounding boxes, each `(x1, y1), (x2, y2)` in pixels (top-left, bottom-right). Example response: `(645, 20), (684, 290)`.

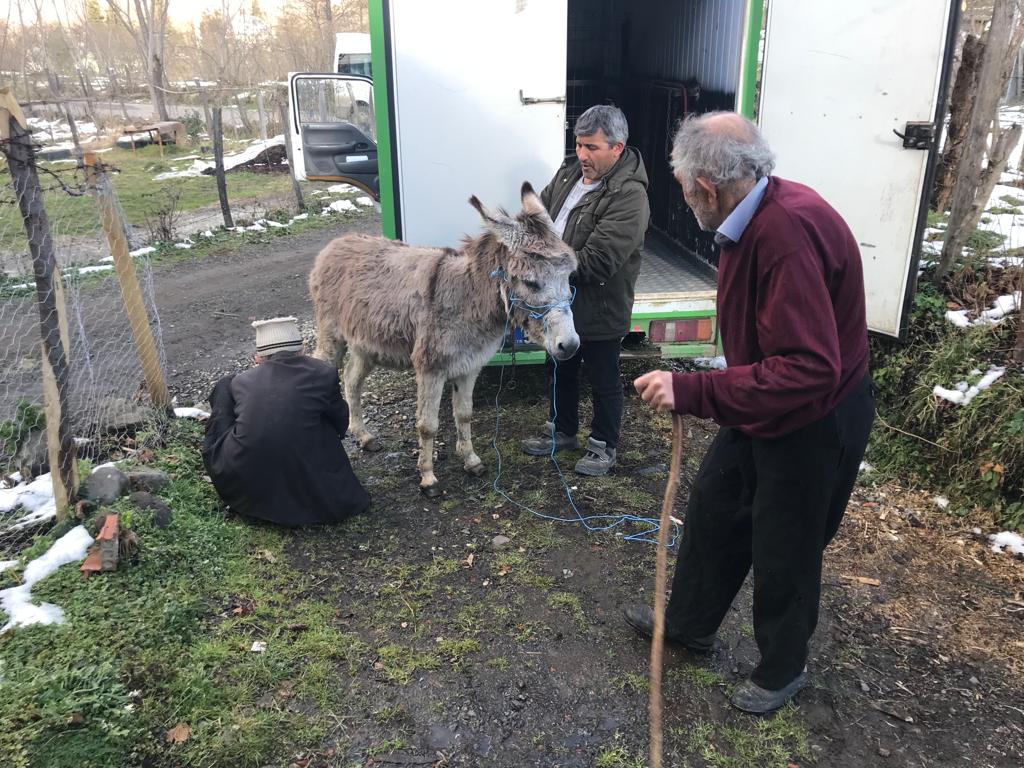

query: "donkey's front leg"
(343, 348), (381, 452)
(452, 370), (484, 477)
(415, 369), (447, 498)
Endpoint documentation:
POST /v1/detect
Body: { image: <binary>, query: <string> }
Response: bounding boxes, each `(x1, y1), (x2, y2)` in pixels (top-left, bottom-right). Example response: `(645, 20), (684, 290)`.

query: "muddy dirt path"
(131, 215), (1024, 765)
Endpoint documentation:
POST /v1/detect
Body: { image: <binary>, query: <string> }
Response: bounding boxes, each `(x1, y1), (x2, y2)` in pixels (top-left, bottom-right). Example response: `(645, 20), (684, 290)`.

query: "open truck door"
(757, 0), (958, 339)
(287, 73), (380, 200)
(372, 0), (567, 246)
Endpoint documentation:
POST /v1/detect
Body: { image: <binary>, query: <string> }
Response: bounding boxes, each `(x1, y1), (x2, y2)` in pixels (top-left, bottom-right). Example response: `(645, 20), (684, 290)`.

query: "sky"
(0, 0), (293, 28)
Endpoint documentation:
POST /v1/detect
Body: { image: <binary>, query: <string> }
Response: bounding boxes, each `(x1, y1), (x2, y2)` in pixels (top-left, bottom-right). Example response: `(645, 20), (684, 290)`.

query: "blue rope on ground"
(488, 291), (680, 547)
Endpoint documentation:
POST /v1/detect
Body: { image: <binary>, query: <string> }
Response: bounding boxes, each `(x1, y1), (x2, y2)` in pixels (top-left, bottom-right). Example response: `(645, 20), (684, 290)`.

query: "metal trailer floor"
(635, 233), (717, 295)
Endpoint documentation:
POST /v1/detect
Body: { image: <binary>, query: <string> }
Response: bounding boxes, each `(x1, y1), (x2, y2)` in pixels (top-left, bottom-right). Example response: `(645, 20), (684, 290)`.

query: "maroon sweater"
(673, 177), (869, 438)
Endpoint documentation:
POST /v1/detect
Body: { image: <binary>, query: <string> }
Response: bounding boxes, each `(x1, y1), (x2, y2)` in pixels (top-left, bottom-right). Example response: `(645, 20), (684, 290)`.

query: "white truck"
(288, 0), (959, 360)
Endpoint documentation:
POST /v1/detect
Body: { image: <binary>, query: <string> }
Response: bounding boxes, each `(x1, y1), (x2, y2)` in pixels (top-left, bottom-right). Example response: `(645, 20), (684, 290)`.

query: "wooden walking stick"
(649, 413), (685, 768)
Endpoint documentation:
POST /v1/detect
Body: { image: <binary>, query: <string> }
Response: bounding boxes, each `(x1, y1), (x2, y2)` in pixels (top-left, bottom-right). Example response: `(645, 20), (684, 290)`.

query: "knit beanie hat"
(253, 316), (302, 355)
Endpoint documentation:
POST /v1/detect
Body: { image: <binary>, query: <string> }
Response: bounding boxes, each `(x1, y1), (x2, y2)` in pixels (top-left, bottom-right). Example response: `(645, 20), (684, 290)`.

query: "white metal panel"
(759, 0), (953, 337)
(389, 0), (567, 247)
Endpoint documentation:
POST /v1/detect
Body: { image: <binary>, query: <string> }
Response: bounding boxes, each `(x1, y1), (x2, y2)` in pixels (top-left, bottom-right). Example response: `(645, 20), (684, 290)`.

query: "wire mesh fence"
(0, 109), (169, 560)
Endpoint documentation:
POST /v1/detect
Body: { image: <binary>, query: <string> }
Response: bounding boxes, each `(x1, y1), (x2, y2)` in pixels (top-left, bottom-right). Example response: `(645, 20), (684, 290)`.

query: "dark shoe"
(622, 604), (716, 653)
(574, 436), (617, 476)
(729, 668), (809, 714)
(521, 421), (577, 456)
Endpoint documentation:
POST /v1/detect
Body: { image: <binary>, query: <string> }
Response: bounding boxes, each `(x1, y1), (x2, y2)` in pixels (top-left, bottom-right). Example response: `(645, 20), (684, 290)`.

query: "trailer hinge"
(519, 90), (566, 106)
(893, 122), (935, 150)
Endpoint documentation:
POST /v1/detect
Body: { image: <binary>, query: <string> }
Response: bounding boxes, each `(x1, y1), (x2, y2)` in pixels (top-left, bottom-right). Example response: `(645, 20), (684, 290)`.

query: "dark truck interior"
(566, 0), (746, 271)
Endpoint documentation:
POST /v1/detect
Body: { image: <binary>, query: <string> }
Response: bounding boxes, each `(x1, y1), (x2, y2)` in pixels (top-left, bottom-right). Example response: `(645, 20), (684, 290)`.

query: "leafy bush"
(870, 280), (1023, 529)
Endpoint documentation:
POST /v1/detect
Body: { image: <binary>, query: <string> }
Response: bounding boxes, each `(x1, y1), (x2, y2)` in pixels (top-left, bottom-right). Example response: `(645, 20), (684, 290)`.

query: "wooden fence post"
(278, 102), (305, 212)
(83, 152), (171, 412)
(212, 107), (234, 228)
(3, 105), (78, 517)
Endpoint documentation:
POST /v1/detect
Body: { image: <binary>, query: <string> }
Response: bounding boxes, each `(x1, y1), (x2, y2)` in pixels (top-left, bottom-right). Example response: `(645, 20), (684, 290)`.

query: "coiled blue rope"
(488, 279), (679, 546)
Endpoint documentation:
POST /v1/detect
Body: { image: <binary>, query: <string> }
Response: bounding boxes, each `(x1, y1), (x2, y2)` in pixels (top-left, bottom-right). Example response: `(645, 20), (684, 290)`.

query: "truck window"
(337, 53), (373, 78)
(293, 76), (376, 141)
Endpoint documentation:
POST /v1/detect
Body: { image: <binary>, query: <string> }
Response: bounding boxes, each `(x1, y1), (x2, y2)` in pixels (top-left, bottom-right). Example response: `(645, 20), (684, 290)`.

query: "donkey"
(309, 182), (579, 497)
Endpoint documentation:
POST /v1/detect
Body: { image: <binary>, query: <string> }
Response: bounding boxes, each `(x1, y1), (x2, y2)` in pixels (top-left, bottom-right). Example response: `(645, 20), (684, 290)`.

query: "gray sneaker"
(729, 667), (810, 714)
(521, 422), (577, 456)
(574, 436), (616, 476)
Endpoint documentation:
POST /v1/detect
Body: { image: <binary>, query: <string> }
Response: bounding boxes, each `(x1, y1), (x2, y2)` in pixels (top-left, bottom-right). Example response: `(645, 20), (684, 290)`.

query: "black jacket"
(202, 354), (370, 526)
(540, 147), (651, 340)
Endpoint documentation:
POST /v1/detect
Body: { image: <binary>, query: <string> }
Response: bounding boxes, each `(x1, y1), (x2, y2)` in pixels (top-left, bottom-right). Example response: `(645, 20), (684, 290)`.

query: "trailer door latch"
(893, 122), (935, 150)
(519, 90), (566, 105)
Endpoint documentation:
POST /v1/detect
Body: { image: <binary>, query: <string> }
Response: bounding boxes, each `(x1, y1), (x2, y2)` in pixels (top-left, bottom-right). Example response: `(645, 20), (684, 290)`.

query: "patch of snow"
(174, 407), (210, 420)
(290, 213), (309, 222)
(933, 496), (949, 509)
(932, 366), (1006, 406)
(222, 135), (284, 172)
(324, 199), (357, 214)
(989, 531), (1024, 556)
(174, 239), (194, 249)
(0, 560), (17, 573)
(858, 461), (874, 474)
(693, 356), (727, 370)
(945, 292), (1021, 328)
(327, 184), (356, 194)
(0, 525), (94, 633)
(154, 158), (214, 181)
(130, 246), (156, 257)
(0, 473), (57, 527)
(990, 255), (1023, 269)
(920, 240), (942, 256)
(76, 265), (113, 275)
(200, 230), (214, 238)
(355, 196), (374, 207)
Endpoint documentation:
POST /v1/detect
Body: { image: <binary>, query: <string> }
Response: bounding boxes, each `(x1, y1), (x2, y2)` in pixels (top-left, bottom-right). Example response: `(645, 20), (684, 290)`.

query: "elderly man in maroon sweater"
(624, 112), (874, 713)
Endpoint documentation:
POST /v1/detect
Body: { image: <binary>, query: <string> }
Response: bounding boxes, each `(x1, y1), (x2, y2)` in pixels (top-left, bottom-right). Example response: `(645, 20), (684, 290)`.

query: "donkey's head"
(469, 183), (580, 361)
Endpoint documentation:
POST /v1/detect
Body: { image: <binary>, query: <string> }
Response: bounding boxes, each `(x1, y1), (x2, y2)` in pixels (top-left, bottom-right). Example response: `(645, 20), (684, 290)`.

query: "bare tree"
(936, 0), (1023, 281)
(104, 0), (171, 121)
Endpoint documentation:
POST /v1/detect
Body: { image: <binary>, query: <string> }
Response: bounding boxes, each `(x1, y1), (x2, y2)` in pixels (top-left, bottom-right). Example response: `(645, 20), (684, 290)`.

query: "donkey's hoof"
(420, 483), (445, 499)
(464, 462), (486, 477)
(361, 437), (383, 453)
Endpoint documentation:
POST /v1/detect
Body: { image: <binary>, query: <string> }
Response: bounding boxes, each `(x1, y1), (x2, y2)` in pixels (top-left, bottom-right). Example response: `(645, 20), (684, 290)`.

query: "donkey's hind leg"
(313, 323), (347, 367)
(452, 369), (484, 477)
(343, 347), (381, 452)
(414, 369), (447, 498)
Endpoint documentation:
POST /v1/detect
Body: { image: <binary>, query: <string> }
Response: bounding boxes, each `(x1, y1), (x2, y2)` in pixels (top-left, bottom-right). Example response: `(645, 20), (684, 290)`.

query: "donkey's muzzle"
(553, 336), (580, 361)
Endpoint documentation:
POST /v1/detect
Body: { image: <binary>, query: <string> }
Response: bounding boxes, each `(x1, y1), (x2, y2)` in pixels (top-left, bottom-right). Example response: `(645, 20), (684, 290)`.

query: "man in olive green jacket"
(521, 105), (651, 475)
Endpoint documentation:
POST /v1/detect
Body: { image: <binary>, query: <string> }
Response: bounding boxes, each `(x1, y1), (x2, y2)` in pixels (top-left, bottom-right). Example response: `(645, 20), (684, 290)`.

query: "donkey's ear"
(471, 195), (522, 250)
(520, 181), (554, 225)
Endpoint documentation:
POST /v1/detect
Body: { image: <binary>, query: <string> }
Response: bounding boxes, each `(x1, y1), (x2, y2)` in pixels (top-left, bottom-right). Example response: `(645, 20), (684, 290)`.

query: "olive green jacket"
(540, 147), (650, 341)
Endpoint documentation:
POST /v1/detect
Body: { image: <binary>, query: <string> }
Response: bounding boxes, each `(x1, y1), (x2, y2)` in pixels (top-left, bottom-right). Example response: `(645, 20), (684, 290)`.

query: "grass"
(0, 143), (296, 247)
(869, 280), (1024, 529)
(548, 591), (588, 631)
(680, 707), (809, 768)
(0, 420), (371, 767)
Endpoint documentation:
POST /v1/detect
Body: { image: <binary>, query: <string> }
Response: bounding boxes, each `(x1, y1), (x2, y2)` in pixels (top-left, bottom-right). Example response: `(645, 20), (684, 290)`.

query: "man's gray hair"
(574, 105), (629, 146)
(670, 111), (775, 188)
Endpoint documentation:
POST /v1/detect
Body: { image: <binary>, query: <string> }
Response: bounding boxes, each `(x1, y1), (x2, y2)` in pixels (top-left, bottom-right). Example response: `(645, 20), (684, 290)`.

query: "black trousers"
(548, 338), (624, 449)
(665, 374), (875, 689)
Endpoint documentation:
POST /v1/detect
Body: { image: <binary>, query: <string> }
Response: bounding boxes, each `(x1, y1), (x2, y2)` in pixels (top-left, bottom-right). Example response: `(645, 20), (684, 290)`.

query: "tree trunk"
(109, 66), (130, 122)
(212, 108), (234, 229)
(234, 94), (253, 136)
(959, 122), (1022, 258)
(935, 34), (983, 212)
(935, 0), (1016, 281)
(150, 54), (169, 121)
(1014, 309), (1024, 365)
